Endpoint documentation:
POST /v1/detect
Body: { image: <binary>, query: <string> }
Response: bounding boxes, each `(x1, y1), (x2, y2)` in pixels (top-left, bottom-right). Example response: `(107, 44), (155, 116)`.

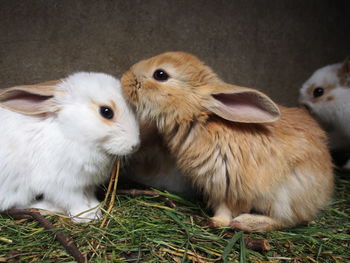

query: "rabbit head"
(0, 72), (140, 156)
(299, 57), (350, 132)
(121, 51), (280, 129)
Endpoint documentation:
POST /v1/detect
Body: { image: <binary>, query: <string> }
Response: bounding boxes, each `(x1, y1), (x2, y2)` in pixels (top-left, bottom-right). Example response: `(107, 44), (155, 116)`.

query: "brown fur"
(121, 51), (334, 232)
(306, 84), (337, 103)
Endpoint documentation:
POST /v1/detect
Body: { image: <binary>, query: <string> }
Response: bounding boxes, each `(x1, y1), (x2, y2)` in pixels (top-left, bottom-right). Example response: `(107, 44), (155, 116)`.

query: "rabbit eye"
(153, 69), (169, 81)
(100, 106), (114, 120)
(313, 87), (324, 98)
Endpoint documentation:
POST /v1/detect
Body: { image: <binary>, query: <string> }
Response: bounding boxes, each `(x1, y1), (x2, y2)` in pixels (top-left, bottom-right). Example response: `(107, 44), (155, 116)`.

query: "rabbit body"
(299, 58), (350, 170)
(121, 121), (196, 197)
(121, 51), (334, 231)
(0, 72), (140, 222)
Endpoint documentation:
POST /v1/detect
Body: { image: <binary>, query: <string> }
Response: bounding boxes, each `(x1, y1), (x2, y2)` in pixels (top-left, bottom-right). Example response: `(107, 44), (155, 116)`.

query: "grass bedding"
(0, 171), (349, 263)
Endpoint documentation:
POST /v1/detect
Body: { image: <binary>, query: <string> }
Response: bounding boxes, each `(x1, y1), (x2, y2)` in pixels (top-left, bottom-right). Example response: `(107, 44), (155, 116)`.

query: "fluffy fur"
(0, 72), (140, 222)
(121, 51), (334, 232)
(121, 121), (196, 197)
(299, 57), (350, 170)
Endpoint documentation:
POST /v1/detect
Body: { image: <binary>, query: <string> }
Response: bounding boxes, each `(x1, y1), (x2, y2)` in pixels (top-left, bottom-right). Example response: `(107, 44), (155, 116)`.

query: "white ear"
(205, 87), (280, 123)
(0, 84), (60, 115)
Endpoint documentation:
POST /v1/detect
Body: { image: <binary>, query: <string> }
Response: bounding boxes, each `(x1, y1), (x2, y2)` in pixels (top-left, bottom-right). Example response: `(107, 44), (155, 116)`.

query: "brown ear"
(204, 85), (280, 123)
(339, 56), (350, 85)
(36, 80), (62, 86)
(0, 82), (60, 115)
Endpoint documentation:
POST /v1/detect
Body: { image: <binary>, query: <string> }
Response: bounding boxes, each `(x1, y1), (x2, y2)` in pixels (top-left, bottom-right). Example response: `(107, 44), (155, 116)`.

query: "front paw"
(209, 216), (231, 228)
(230, 213), (281, 232)
(70, 206), (102, 223)
(209, 203), (233, 228)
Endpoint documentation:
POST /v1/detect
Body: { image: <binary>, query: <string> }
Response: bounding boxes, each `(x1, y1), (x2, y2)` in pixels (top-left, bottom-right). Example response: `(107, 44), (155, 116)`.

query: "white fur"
(299, 62), (350, 166)
(0, 72), (140, 222)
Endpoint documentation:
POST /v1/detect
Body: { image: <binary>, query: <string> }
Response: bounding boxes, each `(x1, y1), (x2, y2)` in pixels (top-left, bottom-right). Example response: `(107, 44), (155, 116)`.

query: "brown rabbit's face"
(122, 51), (280, 125)
(121, 52), (220, 122)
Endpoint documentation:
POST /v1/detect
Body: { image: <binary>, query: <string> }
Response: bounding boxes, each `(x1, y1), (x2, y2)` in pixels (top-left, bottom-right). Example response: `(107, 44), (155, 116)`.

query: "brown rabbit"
(121, 51), (334, 232)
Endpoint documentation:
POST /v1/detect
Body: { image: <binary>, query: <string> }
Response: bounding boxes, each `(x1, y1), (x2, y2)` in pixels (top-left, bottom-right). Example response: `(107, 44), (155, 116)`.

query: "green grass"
(0, 172), (349, 263)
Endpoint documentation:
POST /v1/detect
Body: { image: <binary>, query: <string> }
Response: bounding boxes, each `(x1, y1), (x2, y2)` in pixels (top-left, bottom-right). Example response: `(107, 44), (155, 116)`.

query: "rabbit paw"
(209, 216), (231, 228)
(231, 214), (282, 232)
(70, 204), (102, 223)
(209, 203), (233, 228)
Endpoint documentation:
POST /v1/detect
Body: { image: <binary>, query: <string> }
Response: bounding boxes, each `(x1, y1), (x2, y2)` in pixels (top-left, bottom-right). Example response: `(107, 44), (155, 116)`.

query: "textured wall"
(0, 0), (349, 106)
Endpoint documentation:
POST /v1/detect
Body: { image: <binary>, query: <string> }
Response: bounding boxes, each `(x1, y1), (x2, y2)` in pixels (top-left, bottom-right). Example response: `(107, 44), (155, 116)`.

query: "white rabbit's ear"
(204, 84), (280, 123)
(339, 56), (350, 86)
(0, 81), (61, 115)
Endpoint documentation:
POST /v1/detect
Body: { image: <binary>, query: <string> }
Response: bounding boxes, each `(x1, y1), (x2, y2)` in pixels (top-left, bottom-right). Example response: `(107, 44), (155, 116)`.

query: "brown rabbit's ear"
(0, 81), (61, 115)
(204, 85), (280, 123)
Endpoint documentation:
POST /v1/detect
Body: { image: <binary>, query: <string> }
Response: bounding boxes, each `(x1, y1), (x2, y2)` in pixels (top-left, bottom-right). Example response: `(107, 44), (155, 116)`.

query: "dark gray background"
(1, 0), (349, 106)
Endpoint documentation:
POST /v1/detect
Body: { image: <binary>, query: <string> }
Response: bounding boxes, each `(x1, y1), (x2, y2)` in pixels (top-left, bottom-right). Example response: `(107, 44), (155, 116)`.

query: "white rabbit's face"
(298, 63), (345, 130)
(56, 72), (140, 156)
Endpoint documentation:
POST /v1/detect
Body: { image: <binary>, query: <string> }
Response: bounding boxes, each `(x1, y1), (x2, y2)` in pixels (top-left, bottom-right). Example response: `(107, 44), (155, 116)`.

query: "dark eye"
(100, 106), (114, 119)
(313, 87), (324, 98)
(153, 69), (169, 81)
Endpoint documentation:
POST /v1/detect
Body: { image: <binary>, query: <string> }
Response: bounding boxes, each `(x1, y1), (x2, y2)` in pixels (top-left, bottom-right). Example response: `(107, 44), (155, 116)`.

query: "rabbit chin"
(102, 138), (140, 156)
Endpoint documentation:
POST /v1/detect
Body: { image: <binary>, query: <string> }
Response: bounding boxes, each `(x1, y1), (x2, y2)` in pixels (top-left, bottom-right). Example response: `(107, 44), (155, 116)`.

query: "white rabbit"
(0, 72), (140, 222)
(299, 57), (350, 170)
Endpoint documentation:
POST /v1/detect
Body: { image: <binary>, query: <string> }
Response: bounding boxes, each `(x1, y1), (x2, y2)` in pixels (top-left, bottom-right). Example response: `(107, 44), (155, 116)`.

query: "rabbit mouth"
(128, 72), (141, 90)
(104, 141), (140, 156)
(136, 81), (142, 90)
